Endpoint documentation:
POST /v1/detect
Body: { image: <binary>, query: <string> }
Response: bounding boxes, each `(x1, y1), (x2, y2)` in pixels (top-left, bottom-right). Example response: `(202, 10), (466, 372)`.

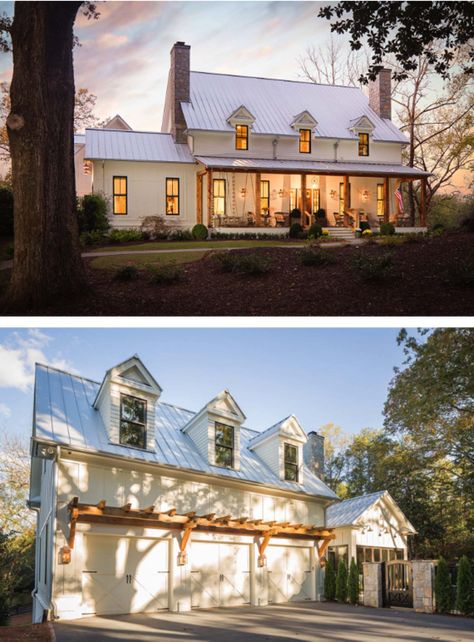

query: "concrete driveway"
(54, 602), (474, 642)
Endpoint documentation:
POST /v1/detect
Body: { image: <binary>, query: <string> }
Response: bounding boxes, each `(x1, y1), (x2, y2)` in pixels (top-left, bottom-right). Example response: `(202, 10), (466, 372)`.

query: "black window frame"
(113, 176), (128, 216)
(215, 422), (234, 468)
(284, 442), (299, 482)
(261, 180), (270, 212)
(119, 393), (147, 450)
(358, 132), (369, 157)
(166, 177), (180, 216)
(235, 124), (249, 151)
(213, 178), (226, 217)
(299, 129), (311, 154)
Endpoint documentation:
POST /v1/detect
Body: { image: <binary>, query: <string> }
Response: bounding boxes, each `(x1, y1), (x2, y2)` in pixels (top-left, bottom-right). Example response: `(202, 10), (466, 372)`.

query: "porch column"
(420, 177), (427, 226)
(207, 169), (213, 227)
(343, 175), (350, 212)
(301, 174), (307, 227)
(383, 177), (390, 223)
(255, 172), (262, 226)
(196, 172), (204, 225)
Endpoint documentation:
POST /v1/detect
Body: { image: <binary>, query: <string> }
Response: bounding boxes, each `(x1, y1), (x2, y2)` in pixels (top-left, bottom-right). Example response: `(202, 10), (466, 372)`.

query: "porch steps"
(324, 227), (355, 240)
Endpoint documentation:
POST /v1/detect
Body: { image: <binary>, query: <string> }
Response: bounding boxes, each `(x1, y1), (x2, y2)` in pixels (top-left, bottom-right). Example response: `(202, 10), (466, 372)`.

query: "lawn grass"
(89, 250), (207, 270)
(86, 239), (302, 253)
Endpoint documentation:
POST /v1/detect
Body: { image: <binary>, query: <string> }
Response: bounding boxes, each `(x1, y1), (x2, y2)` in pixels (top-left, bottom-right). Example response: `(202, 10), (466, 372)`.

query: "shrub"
(336, 559), (348, 603)
(0, 186), (13, 237)
(192, 224), (208, 240)
(381, 235), (406, 246)
(114, 265), (139, 281)
(168, 228), (193, 241)
(299, 245), (336, 266)
(352, 252), (394, 282)
(80, 230), (108, 246)
(456, 556), (474, 615)
(290, 208), (301, 220)
(348, 558), (359, 605)
(380, 222), (396, 236)
(360, 221), (371, 233)
(308, 223), (323, 238)
(461, 205), (474, 232)
(149, 262), (184, 284)
(141, 216), (168, 240)
(324, 557), (336, 601)
(435, 557), (453, 614)
(0, 583), (10, 626)
(108, 229), (145, 243)
(289, 223), (304, 239)
(213, 251), (271, 276)
(78, 193), (109, 233)
(362, 229), (373, 237)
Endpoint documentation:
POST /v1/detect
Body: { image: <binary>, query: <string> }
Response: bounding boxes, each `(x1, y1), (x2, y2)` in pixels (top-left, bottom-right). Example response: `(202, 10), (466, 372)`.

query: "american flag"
(394, 185), (404, 213)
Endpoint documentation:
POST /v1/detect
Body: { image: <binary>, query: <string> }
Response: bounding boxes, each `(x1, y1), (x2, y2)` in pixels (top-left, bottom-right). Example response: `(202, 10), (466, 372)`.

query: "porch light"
(278, 188), (286, 197)
(361, 189), (370, 201)
(258, 554), (267, 567)
(59, 546), (71, 565)
(330, 190), (337, 200)
(177, 551), (188, 566)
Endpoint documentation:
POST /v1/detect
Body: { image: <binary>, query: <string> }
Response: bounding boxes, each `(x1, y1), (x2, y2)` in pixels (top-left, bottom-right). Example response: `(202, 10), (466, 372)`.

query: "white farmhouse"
(77, 42), (430, 234)
(29, 356), (339, 623)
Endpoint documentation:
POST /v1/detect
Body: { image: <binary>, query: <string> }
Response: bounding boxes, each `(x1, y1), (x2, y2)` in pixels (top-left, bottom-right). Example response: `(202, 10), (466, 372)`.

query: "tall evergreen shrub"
(324, 557), (336, 601)
(456, 556), (474, 615)
(336, 559), (348, 603)
(435, 557), (453, 614)
(348, 558), (359, 605)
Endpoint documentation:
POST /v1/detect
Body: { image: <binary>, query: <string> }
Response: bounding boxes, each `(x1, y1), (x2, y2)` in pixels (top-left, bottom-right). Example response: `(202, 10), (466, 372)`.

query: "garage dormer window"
(120, 394), (147, 449)
(358, 133), (369, 156)
(235, 124), (249, 150)
(284, 443), (298, 481)
(299, 129), (311, 154)
(215, 422), (234, 468)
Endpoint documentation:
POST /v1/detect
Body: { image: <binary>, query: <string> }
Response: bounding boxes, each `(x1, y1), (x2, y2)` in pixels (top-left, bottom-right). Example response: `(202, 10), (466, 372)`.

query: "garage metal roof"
(326, 491), (386, 527)
(183, 71), (408, 143)
(196, 156), (430, 177)
(33, 364), (338, 501)
(85, 128), (195, 163)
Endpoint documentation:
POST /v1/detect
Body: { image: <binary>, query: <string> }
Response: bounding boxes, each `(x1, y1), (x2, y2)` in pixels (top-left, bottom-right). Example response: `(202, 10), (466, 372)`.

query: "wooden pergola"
(67, 497), (335, 567)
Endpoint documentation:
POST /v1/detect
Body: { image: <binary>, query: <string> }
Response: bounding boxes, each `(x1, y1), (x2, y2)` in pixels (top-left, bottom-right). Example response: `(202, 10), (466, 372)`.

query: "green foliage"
(0, 186), (13, 237)
(348, 558), (359, 605)
(168, 228), (193, 241)
(80, 230), (108, 246)
(460, 201), (474, 233)
(435, 557), (453, 614)
(336, 559), (348, 603)
(324, 557), (336, 601)
(290, 208), (301, 220)
(210, 231), (288, 240)
(77, 193), (109, 233)
(192, 224), (208, 240)
(428, 194), (474, 232)
(456, 556), (474, 615)
(380, 235), (406, 246)
(359, 221), (371, 233)
(289, 223), (304, 239)
(308, 223), (323, 238)
(109, 229), (145, 243)
(0, 582), (10, 626)
(299, 245), (336, 266)
(213, 251), (272, 276)
(352, 252), (393, 282)
(380, 222), (395, 236)
(0, 529), (35, 620)
(114, 265), (139, 281)
(149, 262), (184, 285)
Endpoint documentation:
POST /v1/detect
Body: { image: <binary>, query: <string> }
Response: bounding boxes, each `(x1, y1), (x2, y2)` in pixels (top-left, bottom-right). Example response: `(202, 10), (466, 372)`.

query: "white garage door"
(267, 545), (313, 604)
(81, 534), (169, 616)
(191, 541), (251, 608)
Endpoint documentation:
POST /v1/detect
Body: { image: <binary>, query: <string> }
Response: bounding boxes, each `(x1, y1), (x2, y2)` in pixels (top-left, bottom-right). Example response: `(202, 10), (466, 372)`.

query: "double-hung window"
(166, 178), (180, 215)
(213, 179), (226, 216)
(299, 129), (311, 153)
(120, 394), (147, 449)
(261, 180), (270, 212)
(284, 443), (298, 481)
(215, 422), (234, 468)
(358, 133), (369, 156)
(113, 176), (127, 215)
(235, 124), (249, 150)
(377, 183), (384, 217)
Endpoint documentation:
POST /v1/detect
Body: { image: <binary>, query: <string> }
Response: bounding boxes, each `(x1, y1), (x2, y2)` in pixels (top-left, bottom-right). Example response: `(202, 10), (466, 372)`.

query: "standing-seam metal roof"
(85, 129), (195, 163)
(33, 364), (338, 501)
(326, 491), (387, 527)
(182, 71), (408, 143)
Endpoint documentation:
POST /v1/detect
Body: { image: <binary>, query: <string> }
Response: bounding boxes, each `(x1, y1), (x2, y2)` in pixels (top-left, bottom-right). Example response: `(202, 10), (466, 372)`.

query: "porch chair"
(274, 212), (289, 227)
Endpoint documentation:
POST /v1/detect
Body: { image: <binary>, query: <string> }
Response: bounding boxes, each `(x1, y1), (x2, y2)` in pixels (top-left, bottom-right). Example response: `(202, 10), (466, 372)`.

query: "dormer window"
(299, 129), (311, 154)
(284, 443), (298, 481)
(120, 394), (147, 449)
(215, 422), (234, 468)
(235, 124), (248, 150)
(358, 133), (369, 156)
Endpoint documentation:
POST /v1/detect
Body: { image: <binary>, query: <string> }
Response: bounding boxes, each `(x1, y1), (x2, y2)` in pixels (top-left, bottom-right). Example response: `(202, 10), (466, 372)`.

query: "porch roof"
(196, 156), (431, 178)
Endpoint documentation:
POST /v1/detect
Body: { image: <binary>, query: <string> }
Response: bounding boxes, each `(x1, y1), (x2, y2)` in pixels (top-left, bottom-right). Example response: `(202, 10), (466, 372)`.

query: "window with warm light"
(261, 180), (270, 212)
(235, 124), (248, 150)
(215, 422), (234, 468)
(284, 443), (298, 481)
(299, 129), (311, 153)
(358, 133), (369, 156)
(120, 394), (147, 449)
(377, 183), (384, 217)
(113, 176), (127, 215)
(166, 178), (180, 215)
(213, 179), (226, 216)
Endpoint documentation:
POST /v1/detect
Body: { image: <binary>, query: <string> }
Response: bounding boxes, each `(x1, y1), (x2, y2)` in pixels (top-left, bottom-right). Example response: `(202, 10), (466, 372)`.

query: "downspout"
(333, 140), (339, 163)
(272, 137), (278, 160)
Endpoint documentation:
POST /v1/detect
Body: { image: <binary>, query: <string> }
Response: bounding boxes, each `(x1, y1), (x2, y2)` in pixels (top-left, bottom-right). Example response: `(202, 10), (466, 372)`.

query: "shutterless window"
(120, 394), (147, 449)
(113, 176), (127, 215)
(215, 422), (234, 468)
(166, 178), (180, 215)
(358, 132), (369, 156)
(377, 183), (384, 217)
(284, 443), (298, 481)
(235, 124), (248, 150)
(213, 179), (226, 216)
(299, 129), (311, 153)
(261, 180), (270, 212)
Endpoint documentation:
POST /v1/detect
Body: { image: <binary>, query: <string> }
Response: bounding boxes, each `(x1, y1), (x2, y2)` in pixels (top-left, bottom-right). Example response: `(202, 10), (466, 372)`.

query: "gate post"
(412, 560), (436, 613)
(363, 562), (383, 608)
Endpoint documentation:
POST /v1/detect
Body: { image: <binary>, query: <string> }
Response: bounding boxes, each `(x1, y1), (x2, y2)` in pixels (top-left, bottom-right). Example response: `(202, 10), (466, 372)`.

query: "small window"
(377, 183), (384, 217)
(284, 443), (298, 481)
(235, 124), (248, 150)
(358, 133), (369, 156)
(213, 179), (226, 217)
(120, 394), (147, 449)
(166, 178), (180, 215)
(299, 129), (311, 154)
(113, 176), (127, 215)
(261, 180), (270, 213)
(215, 422), (234, 468)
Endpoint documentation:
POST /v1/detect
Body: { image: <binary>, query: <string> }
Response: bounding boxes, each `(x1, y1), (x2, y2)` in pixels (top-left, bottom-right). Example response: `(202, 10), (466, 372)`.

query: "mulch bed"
(2, 232), (473, 316)
(0, 614), (52, 641)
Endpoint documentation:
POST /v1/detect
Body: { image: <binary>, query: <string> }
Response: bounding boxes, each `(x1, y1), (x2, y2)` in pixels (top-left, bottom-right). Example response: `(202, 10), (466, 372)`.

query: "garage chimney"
(304, 431), (325, 480)
(369, 68), (392, 120)
(168, 41), (190, 144)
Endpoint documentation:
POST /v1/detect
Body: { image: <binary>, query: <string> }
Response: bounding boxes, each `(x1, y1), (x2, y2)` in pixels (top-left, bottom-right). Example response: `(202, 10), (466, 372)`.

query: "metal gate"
(385, 561), (413, 608)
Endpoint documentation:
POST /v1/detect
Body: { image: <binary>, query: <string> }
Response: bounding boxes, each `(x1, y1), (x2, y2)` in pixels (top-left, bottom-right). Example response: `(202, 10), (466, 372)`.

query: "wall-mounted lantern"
(58, 546), (71, 565)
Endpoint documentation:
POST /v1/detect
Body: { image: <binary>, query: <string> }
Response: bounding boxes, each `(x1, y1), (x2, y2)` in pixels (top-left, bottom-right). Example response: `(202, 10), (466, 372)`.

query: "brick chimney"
(368, 68), (392, 120)
(303, 431), (325, 480)
(169, 41), (190, 144)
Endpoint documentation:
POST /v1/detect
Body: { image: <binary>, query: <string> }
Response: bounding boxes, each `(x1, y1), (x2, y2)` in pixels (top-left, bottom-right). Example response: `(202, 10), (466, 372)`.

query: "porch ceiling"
(196, 156), (431, 178)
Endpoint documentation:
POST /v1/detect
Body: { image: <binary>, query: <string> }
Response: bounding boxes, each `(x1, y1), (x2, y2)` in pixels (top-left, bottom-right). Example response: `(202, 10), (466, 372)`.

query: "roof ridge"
(337, 490), (386, 504)
(190, 69), (361, 91)
(85, 128), (185, 139)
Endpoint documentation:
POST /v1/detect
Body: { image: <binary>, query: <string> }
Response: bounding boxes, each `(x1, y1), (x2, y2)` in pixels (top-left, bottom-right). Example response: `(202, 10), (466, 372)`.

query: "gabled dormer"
(349, 115), (375, 135)
(248, 415), (307, 484)
(181, 390), (246, 471)
(93, 356), (162, 451)
(227, 106), (255, 151)
(291, 110), (318, 132)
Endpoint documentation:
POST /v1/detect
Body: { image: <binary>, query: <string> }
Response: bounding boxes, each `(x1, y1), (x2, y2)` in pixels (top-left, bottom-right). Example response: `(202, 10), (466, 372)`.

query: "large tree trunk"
(5, 2), (85, 310)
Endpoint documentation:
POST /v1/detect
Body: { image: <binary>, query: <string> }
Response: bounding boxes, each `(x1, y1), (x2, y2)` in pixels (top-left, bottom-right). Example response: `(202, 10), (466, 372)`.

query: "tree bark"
(5, 1), (86, 310)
